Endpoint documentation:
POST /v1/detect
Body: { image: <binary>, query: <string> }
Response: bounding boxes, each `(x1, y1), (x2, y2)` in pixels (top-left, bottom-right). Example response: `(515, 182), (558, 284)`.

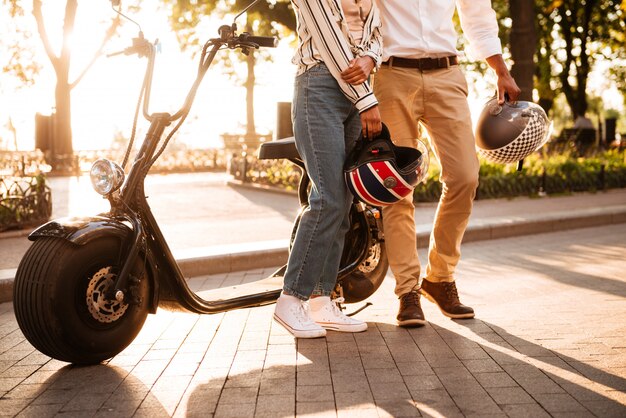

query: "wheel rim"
(85, 267), (128, 323)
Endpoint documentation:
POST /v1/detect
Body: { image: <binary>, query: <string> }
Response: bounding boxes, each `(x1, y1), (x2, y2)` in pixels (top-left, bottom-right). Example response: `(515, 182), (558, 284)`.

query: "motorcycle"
(13, 0), (388, 365)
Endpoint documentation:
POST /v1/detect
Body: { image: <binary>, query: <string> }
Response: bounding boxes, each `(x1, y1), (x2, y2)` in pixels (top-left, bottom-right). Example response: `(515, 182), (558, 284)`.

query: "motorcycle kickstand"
(333, 283), (373, 317)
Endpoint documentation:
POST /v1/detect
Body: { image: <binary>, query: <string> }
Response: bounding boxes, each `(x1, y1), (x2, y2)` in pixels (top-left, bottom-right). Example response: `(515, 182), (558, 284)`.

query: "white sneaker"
(273, 294), (326, 338)
(309, 296), (368, 333)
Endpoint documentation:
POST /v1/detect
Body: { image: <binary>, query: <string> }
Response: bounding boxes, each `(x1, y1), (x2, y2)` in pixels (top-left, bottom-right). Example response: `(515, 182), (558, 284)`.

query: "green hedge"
(414, 149), (626, 202)
(237, 149), (626, 202)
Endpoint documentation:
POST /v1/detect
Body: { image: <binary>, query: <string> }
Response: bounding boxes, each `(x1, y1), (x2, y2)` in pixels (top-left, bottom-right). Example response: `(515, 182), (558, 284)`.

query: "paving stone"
(473, 372), (519, 388)
(224, 371), (262, 388)
(13, 402), (64, 417)
(337, 408), (378, 418)
(412, 389), (463, 417)
(0, 398), (30, 416)
(485, 386), (536, 404)
(254, 394), (294, 417)
(333, 390), (374, 409)
(518, 377), (567, 395)
(59, 391), (110, 412)
(376, 399), (421, 417)
(135, 406), (174, 417)
(368, 381), (410, 401)
(297, 370), (332, 386)
(331, 374), (370, 393)
(395, 361), (434, 377)
(500, 403), (552, 418)
(579, 398), (626, 417)
(533, 393), (590, 414)
(296, 401), (337, 417)
(462, 358), (502, 373)
(213, 401), (256, 418)
(218, 387), (258, 404)
(296, 384), (334, 403)
(365, 367), (403, 384)
(449, 393), (503, 416)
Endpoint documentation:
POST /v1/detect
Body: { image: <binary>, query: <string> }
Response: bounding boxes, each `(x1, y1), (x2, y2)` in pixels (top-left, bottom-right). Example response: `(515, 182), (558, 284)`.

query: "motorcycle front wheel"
(13, 236), (150, 365)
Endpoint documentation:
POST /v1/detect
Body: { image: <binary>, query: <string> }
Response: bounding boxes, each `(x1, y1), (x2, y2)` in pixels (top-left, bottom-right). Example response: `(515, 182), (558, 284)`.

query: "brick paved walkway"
(1, 224), (625, 417)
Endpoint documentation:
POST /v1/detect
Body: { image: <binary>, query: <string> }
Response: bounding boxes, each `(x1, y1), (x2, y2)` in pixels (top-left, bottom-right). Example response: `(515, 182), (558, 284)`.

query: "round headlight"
(90, 159), (125, 196)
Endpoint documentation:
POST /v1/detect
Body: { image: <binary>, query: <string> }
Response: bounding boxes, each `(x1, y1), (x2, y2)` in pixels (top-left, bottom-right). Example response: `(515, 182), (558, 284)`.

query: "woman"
(273, 0), (383, 338)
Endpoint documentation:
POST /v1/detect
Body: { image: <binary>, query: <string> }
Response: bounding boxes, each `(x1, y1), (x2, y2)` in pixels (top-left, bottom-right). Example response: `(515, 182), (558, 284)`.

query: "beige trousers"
(373, 65), (479, 297)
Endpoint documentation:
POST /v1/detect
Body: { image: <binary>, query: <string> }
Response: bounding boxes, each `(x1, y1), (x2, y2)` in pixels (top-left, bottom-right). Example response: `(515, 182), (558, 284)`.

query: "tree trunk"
(7, 117), (19, 151)
(509, 0), (536, 102)
(245, 19), (256, 138)
(53, 76), (73, 158)
(245, 52), (256, 137)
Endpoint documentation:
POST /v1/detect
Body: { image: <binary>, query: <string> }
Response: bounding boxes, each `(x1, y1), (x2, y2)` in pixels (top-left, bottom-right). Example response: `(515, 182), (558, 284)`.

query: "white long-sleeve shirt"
(291, 0), (383, 113)
(374, 0), (502, 62)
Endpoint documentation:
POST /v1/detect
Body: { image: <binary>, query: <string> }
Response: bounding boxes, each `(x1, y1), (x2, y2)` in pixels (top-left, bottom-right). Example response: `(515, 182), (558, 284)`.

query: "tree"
(31, 0), (122, 170)
(535, 1), (625, 119)
(492, 0), (625, 121)
(1, 0), (41, 150)
(508, 0), (536, 102)
(2, 1), (124, 168)
(164, 0), (295, 139)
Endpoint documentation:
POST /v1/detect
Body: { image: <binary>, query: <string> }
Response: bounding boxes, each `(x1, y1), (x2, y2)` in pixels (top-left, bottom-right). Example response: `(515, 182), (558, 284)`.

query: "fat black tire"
(13, 237), (150, 365)
(339, 222), (389, 304)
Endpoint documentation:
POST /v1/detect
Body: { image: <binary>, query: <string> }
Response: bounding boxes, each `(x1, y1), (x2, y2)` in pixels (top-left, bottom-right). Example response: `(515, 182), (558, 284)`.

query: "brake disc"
(357, 242), (381, 274)
(86, 267), (128, 323)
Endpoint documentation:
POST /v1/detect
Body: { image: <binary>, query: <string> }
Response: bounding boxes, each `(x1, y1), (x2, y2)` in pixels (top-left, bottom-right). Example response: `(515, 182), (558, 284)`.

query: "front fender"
(29, 216), (159, 313)
(29, 216), (132, 245)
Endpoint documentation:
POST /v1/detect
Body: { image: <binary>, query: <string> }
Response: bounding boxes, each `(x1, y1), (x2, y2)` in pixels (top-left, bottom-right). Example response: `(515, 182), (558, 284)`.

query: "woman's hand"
(360, 105), (382, 139)
(341, 56), (376, 85)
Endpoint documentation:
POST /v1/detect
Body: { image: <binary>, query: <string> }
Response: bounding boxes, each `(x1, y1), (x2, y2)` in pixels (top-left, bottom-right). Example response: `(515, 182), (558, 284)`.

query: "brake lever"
(107, 33), (153, 58)
(234, 41), (261, 53)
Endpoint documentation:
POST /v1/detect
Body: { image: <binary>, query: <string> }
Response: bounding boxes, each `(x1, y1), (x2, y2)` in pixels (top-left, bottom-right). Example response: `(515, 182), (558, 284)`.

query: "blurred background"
(1, 0), (625, 231)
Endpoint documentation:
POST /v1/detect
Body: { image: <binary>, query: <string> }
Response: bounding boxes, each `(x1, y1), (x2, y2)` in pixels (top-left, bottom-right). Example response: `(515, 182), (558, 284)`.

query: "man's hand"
(341, 56), (376, 85)
(360, 105), (382, 139)
(496, 72), (521, 104)
(486, 54), (521, 104)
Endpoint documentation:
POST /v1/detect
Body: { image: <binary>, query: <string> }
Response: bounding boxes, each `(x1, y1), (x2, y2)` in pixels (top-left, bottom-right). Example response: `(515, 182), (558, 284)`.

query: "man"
(371, 0), (521, 326)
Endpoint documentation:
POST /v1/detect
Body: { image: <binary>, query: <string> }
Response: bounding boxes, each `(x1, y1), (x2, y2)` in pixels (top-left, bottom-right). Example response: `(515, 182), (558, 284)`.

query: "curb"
(1, 206), (625, 304)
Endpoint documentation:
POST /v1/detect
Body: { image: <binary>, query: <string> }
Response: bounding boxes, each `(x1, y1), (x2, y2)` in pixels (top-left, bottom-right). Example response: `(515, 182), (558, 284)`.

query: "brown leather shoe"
(397, 289), (426, 327)
(420, 279), (474, 319)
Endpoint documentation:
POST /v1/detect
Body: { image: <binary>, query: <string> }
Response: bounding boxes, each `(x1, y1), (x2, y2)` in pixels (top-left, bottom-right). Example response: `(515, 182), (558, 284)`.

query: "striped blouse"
(291, 0), (383, 113)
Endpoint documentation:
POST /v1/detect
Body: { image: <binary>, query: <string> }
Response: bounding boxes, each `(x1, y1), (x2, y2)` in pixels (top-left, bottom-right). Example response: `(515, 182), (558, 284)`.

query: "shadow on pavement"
(450, 319), (626, 417)
(183, 320), (626, 417)
(229, 185), (300, 221)
(16, 364), (168, 417)
(508, 245), (626, 299)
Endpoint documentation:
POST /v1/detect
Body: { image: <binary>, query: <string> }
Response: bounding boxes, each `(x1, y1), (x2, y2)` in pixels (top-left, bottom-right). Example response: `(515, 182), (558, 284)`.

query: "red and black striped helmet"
(344, 124), (429, 207)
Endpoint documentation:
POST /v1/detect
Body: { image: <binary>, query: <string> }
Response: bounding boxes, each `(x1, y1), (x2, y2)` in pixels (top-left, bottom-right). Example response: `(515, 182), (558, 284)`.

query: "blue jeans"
(283, 63), (361, 300)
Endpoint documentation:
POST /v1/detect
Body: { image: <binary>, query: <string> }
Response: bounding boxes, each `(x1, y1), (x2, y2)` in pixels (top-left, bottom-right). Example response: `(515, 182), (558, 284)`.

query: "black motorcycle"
(13, 0), (388, 365)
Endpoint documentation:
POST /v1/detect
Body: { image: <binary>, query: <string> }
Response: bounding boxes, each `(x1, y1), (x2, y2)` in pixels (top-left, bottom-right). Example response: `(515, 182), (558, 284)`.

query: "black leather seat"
(257, 136), (300, 160)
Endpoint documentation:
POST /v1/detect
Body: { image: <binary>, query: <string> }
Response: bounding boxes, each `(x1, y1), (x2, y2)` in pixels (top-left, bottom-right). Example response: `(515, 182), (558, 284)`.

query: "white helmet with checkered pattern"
(475, 97), (552, 164)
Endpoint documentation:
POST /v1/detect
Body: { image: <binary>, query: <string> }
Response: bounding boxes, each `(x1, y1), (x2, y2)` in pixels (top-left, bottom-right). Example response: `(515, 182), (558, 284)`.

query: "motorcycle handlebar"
(241, 34), (278, 48)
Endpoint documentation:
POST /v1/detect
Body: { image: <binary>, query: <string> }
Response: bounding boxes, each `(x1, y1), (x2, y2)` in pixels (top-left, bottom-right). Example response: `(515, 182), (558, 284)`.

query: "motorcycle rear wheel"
(13, 236), (150, 365)
(338, 209), (388, 303)
(289, 205), (389, 303)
